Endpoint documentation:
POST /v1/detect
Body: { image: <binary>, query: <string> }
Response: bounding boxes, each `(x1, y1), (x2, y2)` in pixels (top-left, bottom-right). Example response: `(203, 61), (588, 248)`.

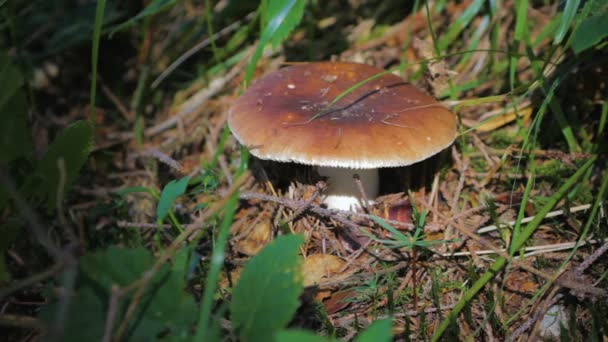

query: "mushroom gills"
(317, 167), (379, 211)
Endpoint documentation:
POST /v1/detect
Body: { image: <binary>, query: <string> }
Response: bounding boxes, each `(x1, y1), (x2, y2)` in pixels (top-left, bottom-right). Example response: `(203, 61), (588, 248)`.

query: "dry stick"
(135, 148), (184, 173)
(575, 239), (608, 278)
(112, 172), (250, 342)
(427, 197), (598, 294)
(100, 80), (133, 121)
(239, 191), (435, 231)
(515, 241), (608, 341)
(442, 238), (608, 258)
(98, 61), (244, 151)
(0, 314), (44, 330)
(450, 219), (606, 296)
(282, 186), (323, 223)
(151, 11), (256, 88)
(449, 148), (467, 214)
(477, 203), (596, 234)
(117, 221), (172, 229)
(353, 174), (370, 211)
(144, 58), (245, 137)
(509, 290), (563, 342)
(513, 241), (608, 341)
(0, 263), (64, 300)
(335, 304), (456, 325)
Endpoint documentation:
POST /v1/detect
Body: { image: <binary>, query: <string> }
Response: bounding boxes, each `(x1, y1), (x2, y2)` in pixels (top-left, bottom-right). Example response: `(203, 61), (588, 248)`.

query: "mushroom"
(228, 62), (457, 210)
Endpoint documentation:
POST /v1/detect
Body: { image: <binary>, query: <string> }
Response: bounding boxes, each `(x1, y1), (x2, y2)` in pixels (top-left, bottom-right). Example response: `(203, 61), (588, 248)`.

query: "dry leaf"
(235, 221), (272, 256)
(302, 254), (345, 287)
(412, 37), (457, 97)
(464, 107), (533, 132)
(323, 289), (357, 314)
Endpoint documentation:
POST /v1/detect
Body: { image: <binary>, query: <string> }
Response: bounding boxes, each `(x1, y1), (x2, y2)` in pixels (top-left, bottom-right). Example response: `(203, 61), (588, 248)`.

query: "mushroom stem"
(317, 167), (379, 211)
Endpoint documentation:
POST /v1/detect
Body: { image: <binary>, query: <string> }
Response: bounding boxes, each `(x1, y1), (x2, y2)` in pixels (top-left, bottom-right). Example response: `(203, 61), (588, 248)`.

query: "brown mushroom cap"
(228, 62), (457, 169)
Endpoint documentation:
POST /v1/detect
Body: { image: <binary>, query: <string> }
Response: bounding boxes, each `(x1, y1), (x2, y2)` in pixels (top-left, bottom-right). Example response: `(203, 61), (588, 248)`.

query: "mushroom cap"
(228, 62), (457, 169)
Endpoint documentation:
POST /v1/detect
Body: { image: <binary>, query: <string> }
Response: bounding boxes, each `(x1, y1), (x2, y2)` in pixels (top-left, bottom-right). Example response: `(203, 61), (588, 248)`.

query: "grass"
(1, 0), (607, 341)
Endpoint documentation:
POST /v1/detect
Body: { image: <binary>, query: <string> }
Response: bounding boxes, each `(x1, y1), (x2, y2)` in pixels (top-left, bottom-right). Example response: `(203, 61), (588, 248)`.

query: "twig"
(353, 174), (370, 211)
(477, 203), (597, 234)
(98, 61), (244, 149)
(442, 238), (608, 258)
(100, 80), (134, 121)
(509, 292), (562, 341)
(334, 304), (456, 325)
(0, 314), (43, 330)
(117, 221), (172, 229)
(283, 186), (323, 223)
(135, 148), (184, 173)
(151, 12), (256, 88)
(0, 263), (64, 300)
(239, 191), (441, 231)
(575, 239), (608, 278)
(449, 148), (467, 214)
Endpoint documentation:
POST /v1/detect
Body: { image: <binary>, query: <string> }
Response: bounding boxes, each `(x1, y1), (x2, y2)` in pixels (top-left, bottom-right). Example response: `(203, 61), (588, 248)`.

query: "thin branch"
(151, 12), (256, 88)
(0, 263), (64, 300)
(477, 203), (598, 234)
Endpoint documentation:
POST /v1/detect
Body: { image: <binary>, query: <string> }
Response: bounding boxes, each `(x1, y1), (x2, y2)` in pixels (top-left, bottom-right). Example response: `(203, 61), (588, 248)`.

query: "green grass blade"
(598, 101), (608, 137)
(554, 0), (581, 45)
(196, 148), (249, 339)
(109, 0), (177, 37)
(370, 215), (411, 242)
(431, 156), (597, 341)
(90, 0), (107, 125)
(244, 0), (306, 87)
(437, 0), (484, 52)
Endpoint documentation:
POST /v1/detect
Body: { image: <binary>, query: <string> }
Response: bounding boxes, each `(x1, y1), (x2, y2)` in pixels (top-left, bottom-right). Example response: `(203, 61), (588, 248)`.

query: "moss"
(489, 129), (518, 149)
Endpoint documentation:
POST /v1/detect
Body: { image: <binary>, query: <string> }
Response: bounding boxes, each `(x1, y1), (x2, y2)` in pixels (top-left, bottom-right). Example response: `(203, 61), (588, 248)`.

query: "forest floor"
(1, 0), (607, 341)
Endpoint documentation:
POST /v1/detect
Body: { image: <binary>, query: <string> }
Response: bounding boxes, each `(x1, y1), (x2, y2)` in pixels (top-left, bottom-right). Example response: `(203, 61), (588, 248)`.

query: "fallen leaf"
(236, 221), (272, 256)
(323, 289), (357, 314)
(302, 254), (345, 287)
(462, 107), (533, 133)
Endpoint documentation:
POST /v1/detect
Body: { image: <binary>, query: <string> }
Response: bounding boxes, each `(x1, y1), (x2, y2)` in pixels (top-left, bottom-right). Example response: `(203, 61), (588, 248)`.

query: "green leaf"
(554, 0), (581, 44)
(0, 51), (32, 163)
(266, 0), (307, 48)
(0, 52), (24, 109)
(571, 13), (608, 53)
(276, 330), (329, 342)
(355, 318), (393, 342)
(40, 246), (197, 341)
(109, 0), (178, 36)
(157, 176), (190, 221)
(35, 120), (94, 210)
(231, 234), (305, 342)
(244, 0), (307, 86)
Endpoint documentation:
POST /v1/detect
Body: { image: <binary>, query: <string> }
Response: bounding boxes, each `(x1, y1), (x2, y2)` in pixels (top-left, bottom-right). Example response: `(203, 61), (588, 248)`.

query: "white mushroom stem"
(317, 167), (379, 211)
